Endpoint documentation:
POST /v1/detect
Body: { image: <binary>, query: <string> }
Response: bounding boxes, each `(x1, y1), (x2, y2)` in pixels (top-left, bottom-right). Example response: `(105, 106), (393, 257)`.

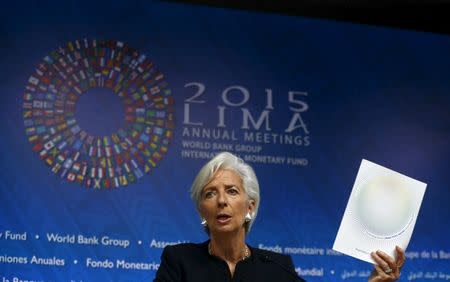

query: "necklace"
(208, 242), (250, 261)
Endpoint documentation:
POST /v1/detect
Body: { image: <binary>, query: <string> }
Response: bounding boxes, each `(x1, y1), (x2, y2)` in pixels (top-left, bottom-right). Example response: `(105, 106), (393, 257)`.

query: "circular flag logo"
(22, 39), (174, 189)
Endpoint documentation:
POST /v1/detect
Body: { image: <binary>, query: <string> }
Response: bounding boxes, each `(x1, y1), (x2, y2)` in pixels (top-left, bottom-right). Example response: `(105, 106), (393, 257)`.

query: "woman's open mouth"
(216, 214), (232, 224)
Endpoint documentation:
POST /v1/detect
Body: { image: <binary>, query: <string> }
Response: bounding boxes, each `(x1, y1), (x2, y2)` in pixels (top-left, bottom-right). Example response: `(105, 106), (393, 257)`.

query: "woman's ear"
(248, 199), (256, 214)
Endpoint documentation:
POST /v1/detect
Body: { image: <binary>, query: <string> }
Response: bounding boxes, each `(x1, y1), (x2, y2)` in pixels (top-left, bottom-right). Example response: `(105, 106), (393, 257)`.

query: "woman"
(154, 152), (404, 281)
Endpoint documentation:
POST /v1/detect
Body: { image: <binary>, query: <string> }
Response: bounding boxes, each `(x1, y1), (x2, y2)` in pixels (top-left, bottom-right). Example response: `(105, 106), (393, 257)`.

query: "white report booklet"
(333, 159), (427, 264)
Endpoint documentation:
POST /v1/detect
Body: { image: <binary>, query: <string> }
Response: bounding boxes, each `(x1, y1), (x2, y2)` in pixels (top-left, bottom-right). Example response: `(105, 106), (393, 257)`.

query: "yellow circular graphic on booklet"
(355, 175), (414, 239)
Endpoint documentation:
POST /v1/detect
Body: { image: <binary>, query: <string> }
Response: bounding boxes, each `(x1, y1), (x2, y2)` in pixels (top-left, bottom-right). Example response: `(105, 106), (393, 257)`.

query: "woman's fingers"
(372, 250), (396, 272)
(370, 247), (405, 281)
(372, 263), (390, 279)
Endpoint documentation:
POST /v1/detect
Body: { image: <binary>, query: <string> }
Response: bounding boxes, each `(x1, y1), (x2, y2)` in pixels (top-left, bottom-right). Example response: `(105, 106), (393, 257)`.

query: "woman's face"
(199, 169), (255, 236)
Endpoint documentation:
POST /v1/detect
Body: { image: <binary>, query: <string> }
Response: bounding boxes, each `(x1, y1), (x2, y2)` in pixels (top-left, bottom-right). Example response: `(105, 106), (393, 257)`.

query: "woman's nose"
(217, 191), (228, 206)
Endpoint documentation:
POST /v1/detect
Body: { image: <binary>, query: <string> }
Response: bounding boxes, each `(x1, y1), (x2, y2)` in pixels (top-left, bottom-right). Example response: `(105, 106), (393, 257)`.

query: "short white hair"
(190, 151), (260, 233)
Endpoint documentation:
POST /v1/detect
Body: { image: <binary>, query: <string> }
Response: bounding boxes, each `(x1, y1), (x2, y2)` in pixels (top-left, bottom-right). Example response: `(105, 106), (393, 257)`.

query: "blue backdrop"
(0, 1), (449, 281)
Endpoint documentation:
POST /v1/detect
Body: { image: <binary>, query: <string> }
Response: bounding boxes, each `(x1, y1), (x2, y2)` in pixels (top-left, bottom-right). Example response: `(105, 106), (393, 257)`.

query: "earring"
(201, 218), (207, 226)
(245, 212), (252, 223)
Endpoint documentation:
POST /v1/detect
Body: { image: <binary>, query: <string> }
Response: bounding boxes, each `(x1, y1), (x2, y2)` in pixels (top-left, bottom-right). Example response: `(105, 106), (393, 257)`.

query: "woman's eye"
(204, 191), (215, 198)
(228, 188), (238, 195)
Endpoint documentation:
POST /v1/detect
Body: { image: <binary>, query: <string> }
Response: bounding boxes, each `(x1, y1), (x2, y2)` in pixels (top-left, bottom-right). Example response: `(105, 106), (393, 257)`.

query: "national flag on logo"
(142, 128), (155, 140)
(107, 69), (116, 80)
(33, 100), (43, 109)
(115, 154), (124, 165)
(66, 53), (74, 64)
(113, 144), (121, 154)
(28, 135), (38, 142)
(111, 134), (120, 144)
(93, 178), (101, 189)
(74, 51), (82, 61)
(23, 119), (34, 127)
(86, 135), (94, 145)
(44, 141), (55, 150)
(134, 168), (144, 179)
(63, 158), (73, 169)
(100, 158), (106, 168)
(44, 110), (54, 117)
(125, 115), (135, 123)
(71, 162), (81, 172)
(90, 167), (96, 178)
(130, 130), (139, 139)
(81, 163), (88, 176)
(119, 175), (128, 186)
(32, 143), (44, 152)
(48, 126), (56, 135)
(148, 159), (156, 167)
(52, 135), (63, 145)
(57, 141), (67, 150)
(124, 163), (130, 173)
(23, 93), (33, 101)
(45, 157), (53, 166)
(127, 173), (136, 184)
(89, 146), (95, 157)
(39, 149), (48, 159)
(112, 177), (119, 188)
(36, 126), (46, 134)
(67, 42), (75, 52)
(58, 57), (67, 68)
(71, 73), (80, 83)
(28, 76), (39, 86)
(35, 68), (44, 76)
(156, 111), (166, 118)
(153, 152), (162, 161)
(150, 86), (160, 95)
(26, 85), (36, 92)
(153, 127), (163, 135)
(124, 138), (133, 146)
(105, 146), (112, 157)
(57, 154), (65, 163)
(136, 108), (145, 116)
(51, 163), (61, 174)
(70, 125), (81, 135)
(98, 167), (104, 179)
(25, 127), (36, 135)
(107, 158), (113, 168)
(60, 168), (69, 179)
(108, 167), (115, 178)
(156, 120), (164, 127)
(73, 151), (80, 162)
(102, 179), (111, 189)
(44, 56), (54, 64)
(76, 174), (84, 183)
(72, 139), (82, 150)
(85, 178), (92, 188)
(83, 58), (89, 68)
(67, 173), (76, 182)
(56, 123), (67, 131)
(40, 75), (51, 85)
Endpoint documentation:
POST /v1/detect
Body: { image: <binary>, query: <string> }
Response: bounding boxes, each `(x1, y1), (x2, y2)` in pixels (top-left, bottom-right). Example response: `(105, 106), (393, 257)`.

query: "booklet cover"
(333, 159), (427, 264)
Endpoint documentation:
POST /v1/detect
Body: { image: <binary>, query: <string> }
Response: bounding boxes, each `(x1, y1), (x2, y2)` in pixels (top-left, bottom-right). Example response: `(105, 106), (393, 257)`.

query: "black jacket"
(154, 241), (306, 282)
